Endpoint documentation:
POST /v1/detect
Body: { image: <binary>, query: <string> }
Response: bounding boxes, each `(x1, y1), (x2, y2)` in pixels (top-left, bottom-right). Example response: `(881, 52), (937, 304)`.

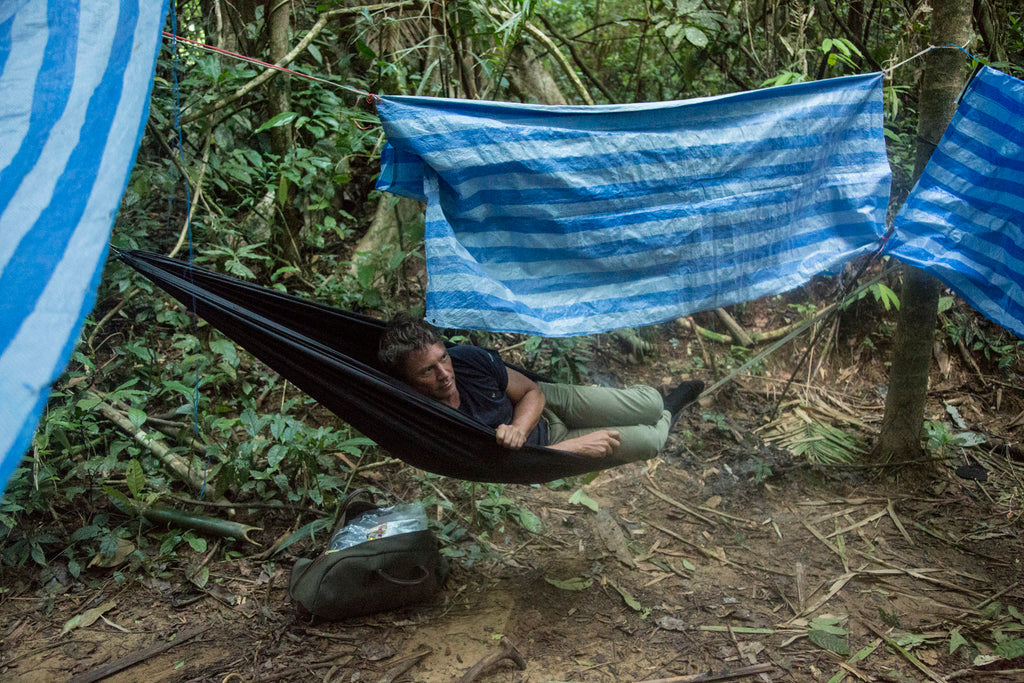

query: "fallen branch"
(141, 507), (261, 544)
(168, 495), (328, 516)
(716, 308), (754, 347)
(379, 647), (432, 683)
(636, 662), (773, 683)
(644, 520), (744, 572)
(457, 636), (526, 683)
(645, 485), (718, 527)
(678, 317), (733, 344)
(91, 393), (206, 492)
(860, 620), (945, 683)
(69, 624), (211, 683)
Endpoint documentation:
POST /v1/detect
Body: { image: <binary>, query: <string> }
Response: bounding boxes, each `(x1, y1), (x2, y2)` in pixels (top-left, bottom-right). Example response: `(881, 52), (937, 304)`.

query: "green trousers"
(537, 383), (670, 462)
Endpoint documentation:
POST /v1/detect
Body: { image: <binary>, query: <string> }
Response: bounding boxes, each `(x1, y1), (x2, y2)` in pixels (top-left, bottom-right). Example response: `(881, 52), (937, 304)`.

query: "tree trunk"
(267, 0), (303, 265)
(875, 0), (973, 468)
(505, 45), (569, 105)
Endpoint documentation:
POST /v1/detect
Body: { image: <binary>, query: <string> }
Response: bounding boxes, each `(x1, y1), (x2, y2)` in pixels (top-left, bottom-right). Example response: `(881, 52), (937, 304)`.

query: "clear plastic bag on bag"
(328, 503), (429, 552)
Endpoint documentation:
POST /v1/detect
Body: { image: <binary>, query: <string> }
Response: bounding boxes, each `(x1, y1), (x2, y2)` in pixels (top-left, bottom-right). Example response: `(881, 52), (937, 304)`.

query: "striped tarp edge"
(0, 0), (168, 490)
(376, 74), (890, 336)
(887, 66), (1024, 340)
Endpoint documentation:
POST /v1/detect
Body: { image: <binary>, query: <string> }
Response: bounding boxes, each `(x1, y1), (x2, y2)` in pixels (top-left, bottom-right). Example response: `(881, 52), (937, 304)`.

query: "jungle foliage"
(3, 0), (1023, 584)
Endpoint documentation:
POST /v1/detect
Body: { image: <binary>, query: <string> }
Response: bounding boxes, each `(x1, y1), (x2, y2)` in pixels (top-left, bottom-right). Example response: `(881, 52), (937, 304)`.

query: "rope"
(167, 4), (208, 498)
(160, 30), (375, 101)
(884, 42), (983, 78)
(767, 228), (894, 420)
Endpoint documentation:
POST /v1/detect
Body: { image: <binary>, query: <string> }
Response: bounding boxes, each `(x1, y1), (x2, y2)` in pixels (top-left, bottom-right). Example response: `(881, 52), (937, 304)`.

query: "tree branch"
(490, 8), (594, 104)
(180, 1), (415, 125)
(817, 0), (883, 71)
(535, 13), (616, 103)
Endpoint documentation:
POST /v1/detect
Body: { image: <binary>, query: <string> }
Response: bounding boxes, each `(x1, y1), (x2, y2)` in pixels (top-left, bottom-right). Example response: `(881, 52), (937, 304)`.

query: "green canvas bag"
(288, 498), (448, 620)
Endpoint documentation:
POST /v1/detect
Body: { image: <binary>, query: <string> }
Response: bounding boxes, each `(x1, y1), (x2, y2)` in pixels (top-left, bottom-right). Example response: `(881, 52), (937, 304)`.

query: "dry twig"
(457, 636), (526, 683)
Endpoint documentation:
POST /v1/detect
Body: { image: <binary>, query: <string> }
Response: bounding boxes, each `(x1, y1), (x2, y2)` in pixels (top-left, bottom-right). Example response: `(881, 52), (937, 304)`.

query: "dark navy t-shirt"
(449, 345), (548, 447)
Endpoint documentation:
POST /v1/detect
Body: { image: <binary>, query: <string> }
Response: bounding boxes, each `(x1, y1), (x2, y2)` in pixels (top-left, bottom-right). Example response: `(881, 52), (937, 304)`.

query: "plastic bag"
(328, 503), (428, 552)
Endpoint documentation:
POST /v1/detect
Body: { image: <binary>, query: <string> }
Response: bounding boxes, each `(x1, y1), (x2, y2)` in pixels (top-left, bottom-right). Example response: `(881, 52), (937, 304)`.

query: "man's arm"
(496, 367), (546, 449)
(552, 430), (621, 457)
(500, 368), (620, 457)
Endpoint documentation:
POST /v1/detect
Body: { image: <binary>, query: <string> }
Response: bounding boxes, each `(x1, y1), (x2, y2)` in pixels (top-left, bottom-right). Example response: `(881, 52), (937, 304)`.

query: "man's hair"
(378, 314), (445, 377)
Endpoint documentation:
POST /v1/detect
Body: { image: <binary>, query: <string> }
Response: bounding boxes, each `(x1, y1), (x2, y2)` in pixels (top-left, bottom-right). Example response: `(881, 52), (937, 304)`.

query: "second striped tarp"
(887, 66), (1024, 340)
(377, 74), (891, 336)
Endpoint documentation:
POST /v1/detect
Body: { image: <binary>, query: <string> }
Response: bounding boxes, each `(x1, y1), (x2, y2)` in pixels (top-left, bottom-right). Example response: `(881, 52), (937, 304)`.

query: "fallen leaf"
(609, 581), (643, 611)
(655, 615), (688, 631)
(594, 507), (636, 568)
(62, 601), (117, 635)
(545, 576), (593, 591)
(88, 538), (135, 568)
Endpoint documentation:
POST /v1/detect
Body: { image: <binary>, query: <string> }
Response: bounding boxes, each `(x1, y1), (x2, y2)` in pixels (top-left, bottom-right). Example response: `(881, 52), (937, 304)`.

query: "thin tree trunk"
(875, 0), (973, 468)
(268, 0), (303, 265)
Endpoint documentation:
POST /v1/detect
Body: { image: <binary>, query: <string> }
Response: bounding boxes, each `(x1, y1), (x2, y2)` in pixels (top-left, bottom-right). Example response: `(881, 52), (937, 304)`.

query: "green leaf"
(684, 26), (708, 48)
(516, 508), (543, 533)
(545, 576), (593, 591)
(682, 559), (696, 571)
(77, 396), (102, 411)
(71, 525), (102, 542)
(808, 627), (849, 655)
(103, 485), (133, 510)
(193, 565), (210, 589)
(355, 40), (376, 59)
(99, 533), (121, 559)
(31, 541), (46, 565)
(125, 459), (145, 498)
(822, 38), (833, 53)
(612, 583), (643, 611)
(568, 488), (599, 512)
(949, 628), (968, 654)
(127, 408), (147, 429)
(266, 444), (288, 470)
(995, 638), (1024, 659)
(209, 339), (238, 366)
(275, 517), (331, 555)
(186, 535), (208, 553)
(255, 111), (299, 134)
(341, 437), (377, 448)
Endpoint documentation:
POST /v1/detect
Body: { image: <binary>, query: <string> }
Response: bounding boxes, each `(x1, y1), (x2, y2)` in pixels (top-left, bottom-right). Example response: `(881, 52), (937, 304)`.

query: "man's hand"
(554, 430), (621, 457)
(495, 423), (529, 449)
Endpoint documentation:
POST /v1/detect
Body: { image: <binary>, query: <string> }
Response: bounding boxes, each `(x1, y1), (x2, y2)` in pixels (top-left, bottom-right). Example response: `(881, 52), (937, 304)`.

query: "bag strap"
(375, 565), (429, 586)
(330, 488), (379, 537)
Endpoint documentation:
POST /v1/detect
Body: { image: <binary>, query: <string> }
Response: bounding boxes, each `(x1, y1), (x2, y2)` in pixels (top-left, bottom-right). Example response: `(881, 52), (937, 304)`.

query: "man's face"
(400, 342), (459, 406)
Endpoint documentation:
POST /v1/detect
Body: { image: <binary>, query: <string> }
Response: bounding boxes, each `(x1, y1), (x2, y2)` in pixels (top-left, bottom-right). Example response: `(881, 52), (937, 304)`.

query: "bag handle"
(330, 489), (378, 538)
(375, 565), (429, 586)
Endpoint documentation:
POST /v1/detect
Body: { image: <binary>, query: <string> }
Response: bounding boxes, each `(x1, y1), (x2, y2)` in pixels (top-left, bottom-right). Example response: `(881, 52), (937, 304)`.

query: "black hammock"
(118, 249), (630, 484)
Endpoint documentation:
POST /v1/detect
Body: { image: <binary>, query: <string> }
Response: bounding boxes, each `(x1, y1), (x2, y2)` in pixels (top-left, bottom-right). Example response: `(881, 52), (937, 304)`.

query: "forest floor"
(2, 307), (1024, 683)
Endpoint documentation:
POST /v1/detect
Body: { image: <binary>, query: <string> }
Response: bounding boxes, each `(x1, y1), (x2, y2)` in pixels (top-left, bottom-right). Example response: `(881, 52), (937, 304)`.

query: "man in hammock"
(378, 317), (703, 459)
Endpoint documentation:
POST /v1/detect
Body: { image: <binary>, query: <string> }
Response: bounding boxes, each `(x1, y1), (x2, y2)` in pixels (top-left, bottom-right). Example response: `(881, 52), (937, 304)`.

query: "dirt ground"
(2, 320), (1023, 682)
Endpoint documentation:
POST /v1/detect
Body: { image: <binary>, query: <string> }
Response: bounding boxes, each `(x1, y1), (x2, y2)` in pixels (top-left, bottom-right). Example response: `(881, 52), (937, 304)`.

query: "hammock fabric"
(119, 249), (628, 484)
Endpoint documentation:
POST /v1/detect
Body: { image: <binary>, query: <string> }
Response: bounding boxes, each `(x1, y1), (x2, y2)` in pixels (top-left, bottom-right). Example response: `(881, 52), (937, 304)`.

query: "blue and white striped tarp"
(887, 66), (1024, 340)
(0, 0), (167, 490)
(377, 73), (891, 336)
